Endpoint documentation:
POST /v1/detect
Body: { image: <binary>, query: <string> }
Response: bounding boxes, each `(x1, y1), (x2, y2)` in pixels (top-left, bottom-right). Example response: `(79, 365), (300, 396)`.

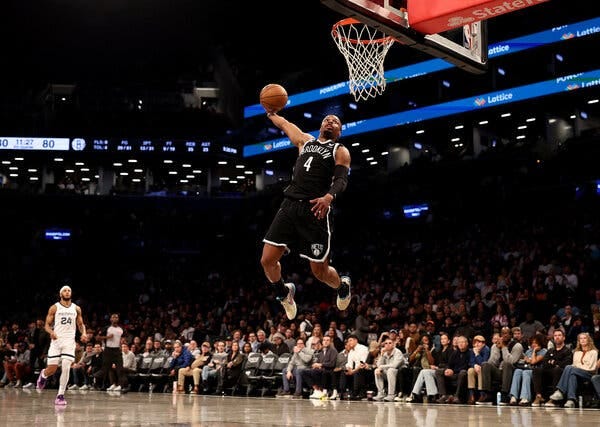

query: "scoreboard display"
(1, 136), (222, 155)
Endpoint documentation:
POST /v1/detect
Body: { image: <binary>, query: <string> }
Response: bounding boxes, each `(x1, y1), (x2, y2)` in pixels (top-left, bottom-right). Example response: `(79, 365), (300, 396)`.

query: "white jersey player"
(36, 285), (87, 406)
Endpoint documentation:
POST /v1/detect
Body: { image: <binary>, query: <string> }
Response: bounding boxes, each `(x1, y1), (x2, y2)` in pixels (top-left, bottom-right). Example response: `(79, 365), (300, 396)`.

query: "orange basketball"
(260, 83), (288, 113)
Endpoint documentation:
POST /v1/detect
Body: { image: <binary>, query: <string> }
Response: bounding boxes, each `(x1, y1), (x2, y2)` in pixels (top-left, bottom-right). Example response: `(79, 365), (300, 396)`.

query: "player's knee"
(310, 264), (327, 281)
(260, 254), (274, 270)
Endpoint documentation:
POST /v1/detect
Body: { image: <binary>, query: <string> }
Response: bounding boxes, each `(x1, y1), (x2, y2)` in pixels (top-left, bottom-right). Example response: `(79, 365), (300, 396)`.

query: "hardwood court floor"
(2, 388), (600, 426)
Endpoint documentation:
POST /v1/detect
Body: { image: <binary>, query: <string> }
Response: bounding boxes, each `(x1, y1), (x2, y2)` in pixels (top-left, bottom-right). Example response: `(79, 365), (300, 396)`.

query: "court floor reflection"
(2, 388), (599, 426)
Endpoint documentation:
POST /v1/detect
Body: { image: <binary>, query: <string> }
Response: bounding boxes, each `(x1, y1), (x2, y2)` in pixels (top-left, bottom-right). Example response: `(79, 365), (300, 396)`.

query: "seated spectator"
(271, 333), (289, 356)
(405, 334), (435, 398)
(476, 326), (524, 405)
(344, 334), (370, 400)
(87, 343), (105, 389)
(519, 312), (545, 341)
(279, 337), (313, 398)
(330, 340), (350, 400)
(508, 333), (547, 406)
(201, 340), (227, 393)
(531, 329), (573, 406)
(466, 334), (491, 404)
(215, 341), (245, 394)
(436, 335), (470, 403)
(545, 332), (598, 408)
(69, 342), (93, 390)
(120, 343), (137, 392)
(406, 332), (452, 403)
(178, 341), (212, 394)
(301, 336), (338, 399)
(141, 339), (154, 357)
(2, 342), (30, 388)
(373, 336), (405, 401)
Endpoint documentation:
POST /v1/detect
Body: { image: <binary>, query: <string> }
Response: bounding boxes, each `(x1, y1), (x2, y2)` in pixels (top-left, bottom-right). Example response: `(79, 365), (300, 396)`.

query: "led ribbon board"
(243, 68), (600, 157)
(244, 17), (600, 118)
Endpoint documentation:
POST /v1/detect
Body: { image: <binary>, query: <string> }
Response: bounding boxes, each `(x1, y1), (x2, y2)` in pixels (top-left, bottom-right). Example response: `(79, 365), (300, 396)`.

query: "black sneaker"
(336, 276), (351, 310)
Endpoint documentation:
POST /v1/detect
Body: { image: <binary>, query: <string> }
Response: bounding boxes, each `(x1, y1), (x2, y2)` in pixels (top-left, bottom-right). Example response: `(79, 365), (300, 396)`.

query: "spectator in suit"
(29, 319), (50, 372)
(330, 340), (350, 400)
(301, 335), (338, 399)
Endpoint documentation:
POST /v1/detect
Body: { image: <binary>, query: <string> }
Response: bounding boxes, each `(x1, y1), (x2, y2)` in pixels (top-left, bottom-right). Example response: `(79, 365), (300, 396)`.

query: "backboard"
(321, 0), (489, 74)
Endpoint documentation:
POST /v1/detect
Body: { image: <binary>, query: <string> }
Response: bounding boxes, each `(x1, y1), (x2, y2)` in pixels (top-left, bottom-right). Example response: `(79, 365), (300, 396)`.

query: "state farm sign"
(408, 0), (550, 34)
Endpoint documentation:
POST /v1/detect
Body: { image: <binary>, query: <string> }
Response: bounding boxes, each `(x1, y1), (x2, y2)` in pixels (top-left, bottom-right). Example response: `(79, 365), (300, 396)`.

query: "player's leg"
(309, 260), (351, 310)
(261, 242), (296, 319)
(261, 202), (297, 320)
(300, 212), (351, 311)
(37, 340), (61, 389)
(55, 340), (76, 405)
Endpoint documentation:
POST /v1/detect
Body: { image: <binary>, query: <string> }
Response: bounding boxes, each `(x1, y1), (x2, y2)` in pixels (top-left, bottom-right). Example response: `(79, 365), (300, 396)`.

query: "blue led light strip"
(244, 17), (600, 118)
(243, 69), (600, 157)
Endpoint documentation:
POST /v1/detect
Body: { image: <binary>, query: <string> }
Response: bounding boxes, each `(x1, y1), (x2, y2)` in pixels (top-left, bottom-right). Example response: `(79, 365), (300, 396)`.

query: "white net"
(331, 18), (395, 102)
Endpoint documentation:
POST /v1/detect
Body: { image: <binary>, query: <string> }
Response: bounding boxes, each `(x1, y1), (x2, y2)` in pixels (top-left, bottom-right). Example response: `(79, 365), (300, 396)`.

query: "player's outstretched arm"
(267, 112), (313, 149)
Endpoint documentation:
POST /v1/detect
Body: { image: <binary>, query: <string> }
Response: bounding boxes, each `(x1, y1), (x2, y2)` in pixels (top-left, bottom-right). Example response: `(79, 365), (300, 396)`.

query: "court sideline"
(2, 388), (600, 426)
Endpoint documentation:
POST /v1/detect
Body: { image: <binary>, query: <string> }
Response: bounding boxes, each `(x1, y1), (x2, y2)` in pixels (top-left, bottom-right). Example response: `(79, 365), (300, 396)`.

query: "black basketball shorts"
(263, 198), (333, 262)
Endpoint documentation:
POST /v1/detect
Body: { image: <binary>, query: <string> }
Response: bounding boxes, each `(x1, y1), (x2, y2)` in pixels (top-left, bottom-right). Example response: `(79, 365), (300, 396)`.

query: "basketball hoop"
(331, 18), (396, 102)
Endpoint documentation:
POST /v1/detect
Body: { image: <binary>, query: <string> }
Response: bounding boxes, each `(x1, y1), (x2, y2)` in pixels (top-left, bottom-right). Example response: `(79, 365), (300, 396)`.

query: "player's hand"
(310, 194), (333, 219)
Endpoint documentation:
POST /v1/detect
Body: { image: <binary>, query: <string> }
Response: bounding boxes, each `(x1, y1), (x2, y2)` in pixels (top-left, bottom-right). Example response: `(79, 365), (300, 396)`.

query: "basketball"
(260, 83), (288, 113)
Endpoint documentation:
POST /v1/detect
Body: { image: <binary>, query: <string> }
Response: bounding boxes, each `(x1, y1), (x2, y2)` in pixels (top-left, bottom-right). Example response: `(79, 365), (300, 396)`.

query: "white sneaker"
(68, 384), (79, 390)
(15, 380), (22, 388)
(329, 389), (339, 400)
(309, 390), (324, 399)
(107, 384), (116, 391)
(394, 393), (404, 402)
(549, 390), (564, 401)
(113, 385), (121, 392)
(373, 393), (385, 401)
(22, 383), (34, 389)
(336, 276), (351, 310)
(564, 399), (576, 408)
(79, 384), (89, 390)
(279, 283), (297, 320)
(384, 395), (395, 402)
(509, 396), (517, 405)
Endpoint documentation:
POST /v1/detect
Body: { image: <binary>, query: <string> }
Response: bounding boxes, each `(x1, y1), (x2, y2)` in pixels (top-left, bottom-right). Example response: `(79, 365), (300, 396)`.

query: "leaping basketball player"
(260, 110), (352, 320)
(36, 285), (87, 406)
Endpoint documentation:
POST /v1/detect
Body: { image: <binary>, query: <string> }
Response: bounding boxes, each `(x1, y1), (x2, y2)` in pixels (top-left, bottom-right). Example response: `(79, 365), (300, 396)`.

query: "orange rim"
(331, 18), (395, 45)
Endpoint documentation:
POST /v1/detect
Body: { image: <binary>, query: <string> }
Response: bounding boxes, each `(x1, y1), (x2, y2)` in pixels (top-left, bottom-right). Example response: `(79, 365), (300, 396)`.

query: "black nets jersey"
(283, 138), (342, 200)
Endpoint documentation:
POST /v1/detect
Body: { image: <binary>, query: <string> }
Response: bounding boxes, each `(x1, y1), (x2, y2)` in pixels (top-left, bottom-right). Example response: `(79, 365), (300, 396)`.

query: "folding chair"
(241, 352), (263, 396)
(263, 353), (291, 396)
